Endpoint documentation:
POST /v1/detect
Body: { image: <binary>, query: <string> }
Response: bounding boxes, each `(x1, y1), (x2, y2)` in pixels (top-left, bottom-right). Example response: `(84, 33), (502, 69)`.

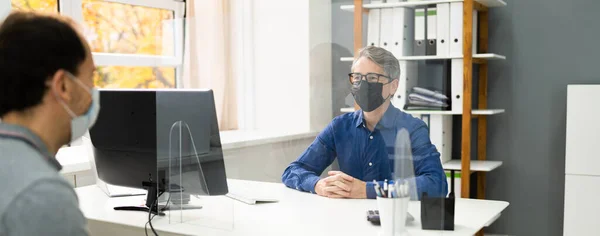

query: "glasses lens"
(366, 74), (380, 83)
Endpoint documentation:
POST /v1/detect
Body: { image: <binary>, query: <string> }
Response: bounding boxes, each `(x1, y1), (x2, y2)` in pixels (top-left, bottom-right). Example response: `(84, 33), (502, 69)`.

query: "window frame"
(1, 0), (186, 88)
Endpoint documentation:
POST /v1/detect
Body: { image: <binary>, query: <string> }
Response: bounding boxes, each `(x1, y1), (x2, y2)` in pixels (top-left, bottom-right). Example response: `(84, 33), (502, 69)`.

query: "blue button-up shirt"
(282, 106), (447, 199)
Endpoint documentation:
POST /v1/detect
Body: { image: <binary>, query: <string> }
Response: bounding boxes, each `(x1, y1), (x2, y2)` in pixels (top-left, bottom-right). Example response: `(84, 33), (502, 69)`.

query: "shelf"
(404, 109), (505, 115)
(474, 53), (506, 60)
(340, 0), (461, 11)
(340, 107), (356, 113)
(443, 160), (503, 172)
(341, 108), (504, 115)
(472, 109), (505, 115)
(398, 53), (506, 61)
(340, 0), (506, 12)
(485, 213), (502, 227)
(475, 0), (507, 8)
(340, 57), (354, 62)
(340, 53), (505, 62)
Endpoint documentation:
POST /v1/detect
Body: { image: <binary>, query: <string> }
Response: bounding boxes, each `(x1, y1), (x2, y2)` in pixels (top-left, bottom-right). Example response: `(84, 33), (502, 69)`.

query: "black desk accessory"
(420, 170), (456, 230)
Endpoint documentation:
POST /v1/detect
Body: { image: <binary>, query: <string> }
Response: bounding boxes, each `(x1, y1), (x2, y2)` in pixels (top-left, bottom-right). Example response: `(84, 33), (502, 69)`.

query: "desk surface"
(76, 179), (508, 236)
(56, 145), (91, 174)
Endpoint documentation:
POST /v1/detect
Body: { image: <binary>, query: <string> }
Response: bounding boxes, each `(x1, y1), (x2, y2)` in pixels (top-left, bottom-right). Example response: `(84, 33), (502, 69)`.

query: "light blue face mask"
(56, 72), (101, 142)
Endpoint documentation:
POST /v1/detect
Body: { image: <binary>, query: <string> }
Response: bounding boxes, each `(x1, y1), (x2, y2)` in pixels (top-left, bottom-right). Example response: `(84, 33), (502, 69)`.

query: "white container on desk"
(377, 196), (409, 236)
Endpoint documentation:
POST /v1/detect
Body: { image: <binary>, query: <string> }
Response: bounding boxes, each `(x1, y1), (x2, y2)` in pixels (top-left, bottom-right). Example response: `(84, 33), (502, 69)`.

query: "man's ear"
(49, 69), (73, 103)
(390, 78), (399, 95)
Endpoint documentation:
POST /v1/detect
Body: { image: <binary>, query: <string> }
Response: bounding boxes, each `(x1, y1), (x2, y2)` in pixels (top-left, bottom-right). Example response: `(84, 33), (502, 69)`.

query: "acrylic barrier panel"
(393, 128), (418, 200)
(390, 128), (454, 235)
(156, 90), (233, 231)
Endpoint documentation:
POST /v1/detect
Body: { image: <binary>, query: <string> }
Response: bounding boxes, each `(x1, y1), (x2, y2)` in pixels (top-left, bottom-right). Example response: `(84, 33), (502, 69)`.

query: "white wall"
(252, 0), (332, 133)
(308, 0), (333, 132)
(223, 137), (320, 183)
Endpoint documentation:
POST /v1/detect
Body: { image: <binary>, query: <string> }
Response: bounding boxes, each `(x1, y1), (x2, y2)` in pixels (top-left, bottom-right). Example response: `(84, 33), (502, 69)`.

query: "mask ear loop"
(52, 85), (77, 119)
(53, 72), (89, 118)
(66, 72), (93, 95)
(383, 78), (399, 100)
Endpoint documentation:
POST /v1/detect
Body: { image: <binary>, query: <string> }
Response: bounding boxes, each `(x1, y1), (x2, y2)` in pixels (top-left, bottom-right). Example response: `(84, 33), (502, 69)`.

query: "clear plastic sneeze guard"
(376, 128), (416, 236)
(393, 128), (418, 200)
(156, 88), (234, 231)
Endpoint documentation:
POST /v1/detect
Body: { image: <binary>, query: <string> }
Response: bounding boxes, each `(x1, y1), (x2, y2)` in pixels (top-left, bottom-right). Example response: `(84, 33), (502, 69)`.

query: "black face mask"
(351, 81), (392, 112)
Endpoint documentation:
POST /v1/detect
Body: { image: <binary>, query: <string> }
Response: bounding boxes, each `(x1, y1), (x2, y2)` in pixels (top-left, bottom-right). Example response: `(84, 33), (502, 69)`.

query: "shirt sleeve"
(366, 181), (380, 199)
(2, 179), (89, 236)
(410, 122), (448, 199)
(282, 119), (338, 194)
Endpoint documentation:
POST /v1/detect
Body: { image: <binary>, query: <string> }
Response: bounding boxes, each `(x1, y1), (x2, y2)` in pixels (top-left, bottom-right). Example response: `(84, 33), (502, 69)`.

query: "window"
(4, 0), (184, 89)
(11, 0), (57, 12)
(82, 0), (174, 56)
(95, 66), (175, 88)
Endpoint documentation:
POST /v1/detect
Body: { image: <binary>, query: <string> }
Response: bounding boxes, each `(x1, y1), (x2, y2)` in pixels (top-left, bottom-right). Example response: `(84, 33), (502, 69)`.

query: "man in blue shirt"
(282, 46), (447, 199)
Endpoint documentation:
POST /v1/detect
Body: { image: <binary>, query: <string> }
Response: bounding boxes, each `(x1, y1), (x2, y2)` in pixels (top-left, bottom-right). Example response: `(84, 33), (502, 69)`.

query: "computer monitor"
(89, 89), (228, 212)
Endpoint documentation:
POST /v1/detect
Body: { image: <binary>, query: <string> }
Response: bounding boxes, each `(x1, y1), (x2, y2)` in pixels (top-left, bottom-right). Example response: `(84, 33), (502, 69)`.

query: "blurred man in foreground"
(0, 12), (99, 235)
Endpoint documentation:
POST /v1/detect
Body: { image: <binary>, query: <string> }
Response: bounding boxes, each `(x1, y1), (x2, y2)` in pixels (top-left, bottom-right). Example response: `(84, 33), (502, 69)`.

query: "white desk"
(56, 145), (91, 175)
(76, 179), (508, 236)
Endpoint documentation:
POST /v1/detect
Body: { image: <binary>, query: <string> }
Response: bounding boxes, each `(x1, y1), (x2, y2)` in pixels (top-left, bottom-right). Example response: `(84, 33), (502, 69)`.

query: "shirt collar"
(354, 110), (365, 128)
(377, 105), (399, 129)
(0, 122), (62, 171)
(354, 105), (398, 129)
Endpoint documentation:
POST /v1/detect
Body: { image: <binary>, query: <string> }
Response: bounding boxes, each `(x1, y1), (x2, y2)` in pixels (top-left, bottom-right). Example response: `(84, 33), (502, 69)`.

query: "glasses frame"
(348, 72), (393, 86)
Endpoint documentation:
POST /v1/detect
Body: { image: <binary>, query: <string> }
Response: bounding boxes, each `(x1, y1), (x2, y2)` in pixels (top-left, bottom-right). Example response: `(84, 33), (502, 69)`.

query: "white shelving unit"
(340, 53), (505, 62)
(340, 0), (506, 11)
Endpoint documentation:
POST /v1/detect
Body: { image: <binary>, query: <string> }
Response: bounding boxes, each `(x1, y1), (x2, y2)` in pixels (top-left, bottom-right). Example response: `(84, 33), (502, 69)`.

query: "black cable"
(146, 187), (176, 236)
(146, 191), (165, 236)
(146, 213), (158, 236)
(161, 190), (172, 211)
(148, 197), (159, 236)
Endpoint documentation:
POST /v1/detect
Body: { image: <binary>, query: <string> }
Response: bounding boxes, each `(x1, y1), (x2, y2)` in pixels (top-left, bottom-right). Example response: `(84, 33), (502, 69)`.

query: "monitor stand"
(113, 180), (165, 216)
(113, 181), (202, 216)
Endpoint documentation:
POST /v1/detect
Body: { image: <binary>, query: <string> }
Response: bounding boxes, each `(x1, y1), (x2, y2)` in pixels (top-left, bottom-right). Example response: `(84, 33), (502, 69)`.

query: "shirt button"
(369, 162), (373, 166)
(369, 136), (373, 140)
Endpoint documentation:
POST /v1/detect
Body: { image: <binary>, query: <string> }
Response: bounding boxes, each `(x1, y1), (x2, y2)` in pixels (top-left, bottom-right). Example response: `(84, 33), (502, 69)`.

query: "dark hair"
(0, 11), (88, 117)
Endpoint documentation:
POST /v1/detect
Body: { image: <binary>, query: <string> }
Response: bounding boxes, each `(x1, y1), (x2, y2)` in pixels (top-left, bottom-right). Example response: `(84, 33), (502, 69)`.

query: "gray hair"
(351, 46), (400, 80)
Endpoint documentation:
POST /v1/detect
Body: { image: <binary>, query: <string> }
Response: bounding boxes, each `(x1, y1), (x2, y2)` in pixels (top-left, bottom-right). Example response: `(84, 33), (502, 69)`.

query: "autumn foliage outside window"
(11, 0), (177, 89)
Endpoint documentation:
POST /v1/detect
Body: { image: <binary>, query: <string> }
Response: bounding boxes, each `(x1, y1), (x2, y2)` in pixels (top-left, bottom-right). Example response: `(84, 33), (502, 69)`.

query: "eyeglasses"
(348, 72), (392, 85)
